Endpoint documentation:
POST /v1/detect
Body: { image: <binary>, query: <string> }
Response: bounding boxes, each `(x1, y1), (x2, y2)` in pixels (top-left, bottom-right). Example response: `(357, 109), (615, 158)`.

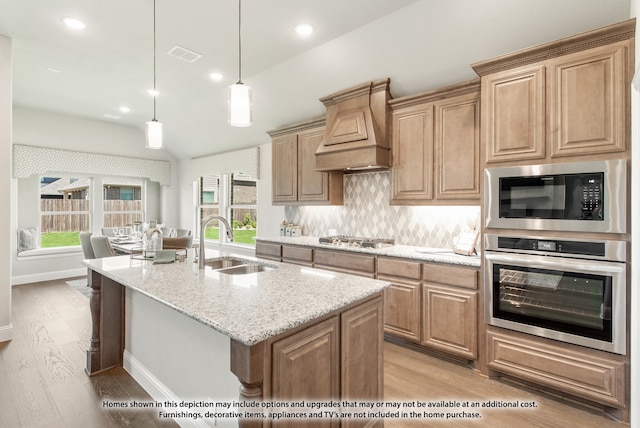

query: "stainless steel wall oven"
(484, 234), (626, 355)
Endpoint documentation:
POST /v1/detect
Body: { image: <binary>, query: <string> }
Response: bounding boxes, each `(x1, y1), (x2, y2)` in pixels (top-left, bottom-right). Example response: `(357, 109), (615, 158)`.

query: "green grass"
(40, 228), (257, 248)
(40, 232), (80, 248)
(205, 227), (256, 245)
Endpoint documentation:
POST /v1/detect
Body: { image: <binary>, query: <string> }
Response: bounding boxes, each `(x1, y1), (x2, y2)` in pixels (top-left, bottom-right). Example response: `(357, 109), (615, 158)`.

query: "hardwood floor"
(0, 279), (626, 427)
(0, 279), (177, 428)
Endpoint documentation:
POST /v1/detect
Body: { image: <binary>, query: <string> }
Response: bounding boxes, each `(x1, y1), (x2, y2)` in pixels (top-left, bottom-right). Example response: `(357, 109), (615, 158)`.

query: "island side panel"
(86, 270), (125, 375)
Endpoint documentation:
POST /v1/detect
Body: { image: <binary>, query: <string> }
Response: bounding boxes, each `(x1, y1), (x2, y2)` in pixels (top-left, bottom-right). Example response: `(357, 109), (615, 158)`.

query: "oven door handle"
(484, 251), (626, 274)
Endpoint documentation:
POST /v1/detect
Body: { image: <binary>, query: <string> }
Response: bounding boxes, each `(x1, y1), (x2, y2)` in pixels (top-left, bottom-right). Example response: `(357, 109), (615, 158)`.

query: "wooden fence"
(40, 199), (142, 233)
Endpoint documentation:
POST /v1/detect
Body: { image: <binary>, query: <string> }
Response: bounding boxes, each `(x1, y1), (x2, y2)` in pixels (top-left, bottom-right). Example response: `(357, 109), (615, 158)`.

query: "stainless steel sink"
(203, 257), (276, 275)
(215, 264), (275, 275)
(202, 257), (247, 270)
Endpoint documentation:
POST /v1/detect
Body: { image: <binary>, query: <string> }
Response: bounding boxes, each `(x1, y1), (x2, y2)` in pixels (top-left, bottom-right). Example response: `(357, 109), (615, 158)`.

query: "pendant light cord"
(152, 0), (157, 120)
(237, 0), (242, 84)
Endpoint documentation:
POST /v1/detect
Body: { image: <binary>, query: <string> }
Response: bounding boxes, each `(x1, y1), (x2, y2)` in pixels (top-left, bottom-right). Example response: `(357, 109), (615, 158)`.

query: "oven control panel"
(496, 236), (605, 257)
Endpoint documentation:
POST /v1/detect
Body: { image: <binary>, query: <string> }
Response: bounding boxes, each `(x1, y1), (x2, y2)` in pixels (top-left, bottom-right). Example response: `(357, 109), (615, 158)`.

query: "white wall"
(0, 35), (13, 342)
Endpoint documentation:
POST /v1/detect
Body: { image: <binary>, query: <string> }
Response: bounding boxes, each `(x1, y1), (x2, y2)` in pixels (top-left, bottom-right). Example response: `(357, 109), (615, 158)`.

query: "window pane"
(231, 208), (257, 245)
(230, 173), (257, 246)
(201, 176), (220, 205)
(200, 207), (220, 239)
(103, 181), (143, 228)
(39, 176), (90, 248)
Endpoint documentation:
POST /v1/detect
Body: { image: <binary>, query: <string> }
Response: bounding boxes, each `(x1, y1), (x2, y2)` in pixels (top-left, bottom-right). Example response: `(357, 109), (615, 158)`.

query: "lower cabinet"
(281, 244), (313, 266)
(421, 263), (479, 361)
(422, 284), (477, 360)
(487, 329), (626, 409)
(269, 296), (384, 428)
(314, 249), (376, 278)
(255, 241), (282, 262)
(378, 257), (422, 342)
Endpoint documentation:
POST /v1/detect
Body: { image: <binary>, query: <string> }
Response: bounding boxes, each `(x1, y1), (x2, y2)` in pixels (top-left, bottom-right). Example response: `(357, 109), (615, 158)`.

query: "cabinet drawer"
(487, 330), (626, 408)
(282, 244), (313, 263)
(255, 242), (281, 260)
(423, 263), (478, 289)
(314, 249), (375, 275)
(377, 257), (421, 280)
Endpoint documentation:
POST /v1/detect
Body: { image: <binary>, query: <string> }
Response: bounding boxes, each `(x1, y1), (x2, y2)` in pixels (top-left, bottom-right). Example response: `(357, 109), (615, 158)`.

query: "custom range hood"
(315, 78), (392, 172)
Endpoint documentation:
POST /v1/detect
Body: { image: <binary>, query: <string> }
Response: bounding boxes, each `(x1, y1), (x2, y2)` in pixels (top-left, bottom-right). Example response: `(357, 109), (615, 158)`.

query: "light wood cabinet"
(378, 257), (422, 342)
(548, 42), (628, 158)
(281, 244), (313, 267)
(389, 80), (480, 204)
(421, 263), (479, 360)
(473, 19), (634, 165)
(480, 64), (546, 163)
(255, 241), (281, 262)
(487, 328), (626, 409)
(269, 119), (344, 205)
(314, 249), (376, 278)
(272, 317), (340, 412)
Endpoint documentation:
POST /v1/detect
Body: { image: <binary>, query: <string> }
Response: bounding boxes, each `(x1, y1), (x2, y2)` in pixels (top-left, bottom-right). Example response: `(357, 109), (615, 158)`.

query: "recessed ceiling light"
(209, 72), (224, 81)
(119, 106), (131, 113)
(62, 17), (87, 30)
(295, 24), (314, 37)
(103, 113), (121, 120)
(148, 89), (159, 96)
(47, 67), (61, 73)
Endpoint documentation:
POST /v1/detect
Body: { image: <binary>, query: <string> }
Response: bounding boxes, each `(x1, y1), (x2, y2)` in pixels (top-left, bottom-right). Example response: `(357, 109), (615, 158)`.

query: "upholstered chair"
(79, 231), (96, 259)
(90, 236), (117, 258)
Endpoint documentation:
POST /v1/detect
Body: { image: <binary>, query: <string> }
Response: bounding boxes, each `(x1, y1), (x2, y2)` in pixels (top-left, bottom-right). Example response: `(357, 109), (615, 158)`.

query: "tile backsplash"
(285, 171), (480, 248)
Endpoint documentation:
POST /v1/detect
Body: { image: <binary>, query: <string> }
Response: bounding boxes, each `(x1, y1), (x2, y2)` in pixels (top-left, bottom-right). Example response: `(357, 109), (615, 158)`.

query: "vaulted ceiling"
(0, 0), (632, 160)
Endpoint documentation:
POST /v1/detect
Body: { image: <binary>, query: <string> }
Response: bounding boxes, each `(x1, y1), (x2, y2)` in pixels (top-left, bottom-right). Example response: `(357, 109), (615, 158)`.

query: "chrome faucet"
(198, 214), (234, 269)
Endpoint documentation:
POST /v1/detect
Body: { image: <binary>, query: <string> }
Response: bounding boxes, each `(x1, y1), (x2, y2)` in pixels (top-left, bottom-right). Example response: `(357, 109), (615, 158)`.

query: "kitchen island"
(83, 249), (389, 427)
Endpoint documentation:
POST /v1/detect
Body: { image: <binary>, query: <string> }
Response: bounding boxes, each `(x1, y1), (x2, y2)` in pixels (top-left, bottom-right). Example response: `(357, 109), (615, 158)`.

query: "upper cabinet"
(472, 19), (634, 165)
(389, 80), (481, 205)
(269, 118), (344, 205)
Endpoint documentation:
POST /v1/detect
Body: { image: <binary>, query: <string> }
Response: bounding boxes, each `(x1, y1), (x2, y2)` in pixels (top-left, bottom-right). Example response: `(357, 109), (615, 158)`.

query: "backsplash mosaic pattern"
(285, 171), (480, 248)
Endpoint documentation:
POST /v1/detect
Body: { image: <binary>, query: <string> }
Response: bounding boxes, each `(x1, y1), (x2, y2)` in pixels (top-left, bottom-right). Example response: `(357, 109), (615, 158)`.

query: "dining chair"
(174, 228), (191, 237)
(160, 227), (176, 237)
(101, 227), (118, 237)
(91, 236), (117, 258)
(79, 231), (96, 259)
(162, 236), (193, 250)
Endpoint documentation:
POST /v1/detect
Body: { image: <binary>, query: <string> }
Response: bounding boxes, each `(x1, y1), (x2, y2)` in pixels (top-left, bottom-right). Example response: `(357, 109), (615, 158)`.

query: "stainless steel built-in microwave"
(484, 159), (627, 233)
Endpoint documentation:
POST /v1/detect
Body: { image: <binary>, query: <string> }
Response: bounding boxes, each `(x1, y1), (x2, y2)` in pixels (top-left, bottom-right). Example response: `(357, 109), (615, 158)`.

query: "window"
(103, 180), (144, 228)
(197, 173), (257, 246)
(39, 176), (91, 248)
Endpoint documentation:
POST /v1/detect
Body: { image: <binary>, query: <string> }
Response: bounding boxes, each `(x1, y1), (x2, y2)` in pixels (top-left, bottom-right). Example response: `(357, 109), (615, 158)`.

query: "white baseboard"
(123, 350), (215, 428)
(11, 267), (85, 286)
(0, 323), (14, 342)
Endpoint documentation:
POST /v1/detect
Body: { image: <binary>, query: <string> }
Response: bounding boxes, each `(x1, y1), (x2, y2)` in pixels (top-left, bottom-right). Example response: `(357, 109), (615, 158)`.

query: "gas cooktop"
(318, 235), (395, 249)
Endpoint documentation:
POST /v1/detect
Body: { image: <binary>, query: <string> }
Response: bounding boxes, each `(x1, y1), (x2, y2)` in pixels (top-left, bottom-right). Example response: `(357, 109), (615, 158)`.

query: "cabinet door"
(422, 284), (477, 360)
(434, 92), (480, 201)
(380, 276), (421, 342)
(341, 297), (384, 412)
(298, 127), (331, 202)
(548, 42), (628, 158)
(391, 104), (434, 201)
(272, 134), (298, 203)
(272, 317), (339, 412)
(482, 64), (546, 163)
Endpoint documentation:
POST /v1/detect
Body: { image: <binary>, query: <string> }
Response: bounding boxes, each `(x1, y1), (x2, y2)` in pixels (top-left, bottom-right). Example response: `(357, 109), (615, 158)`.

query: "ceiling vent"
(167, 45), (202, 63)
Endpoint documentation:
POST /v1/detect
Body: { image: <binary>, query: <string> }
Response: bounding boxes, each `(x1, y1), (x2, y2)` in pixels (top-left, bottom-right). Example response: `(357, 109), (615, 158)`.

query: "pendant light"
(145, 0), (163, 149)
(228, 0), (252, 127)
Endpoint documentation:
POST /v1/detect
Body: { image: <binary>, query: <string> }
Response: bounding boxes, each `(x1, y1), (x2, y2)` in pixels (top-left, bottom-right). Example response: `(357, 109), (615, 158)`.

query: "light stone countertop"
(255, 236), (482, 268)
(82, 248), (389, 346)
